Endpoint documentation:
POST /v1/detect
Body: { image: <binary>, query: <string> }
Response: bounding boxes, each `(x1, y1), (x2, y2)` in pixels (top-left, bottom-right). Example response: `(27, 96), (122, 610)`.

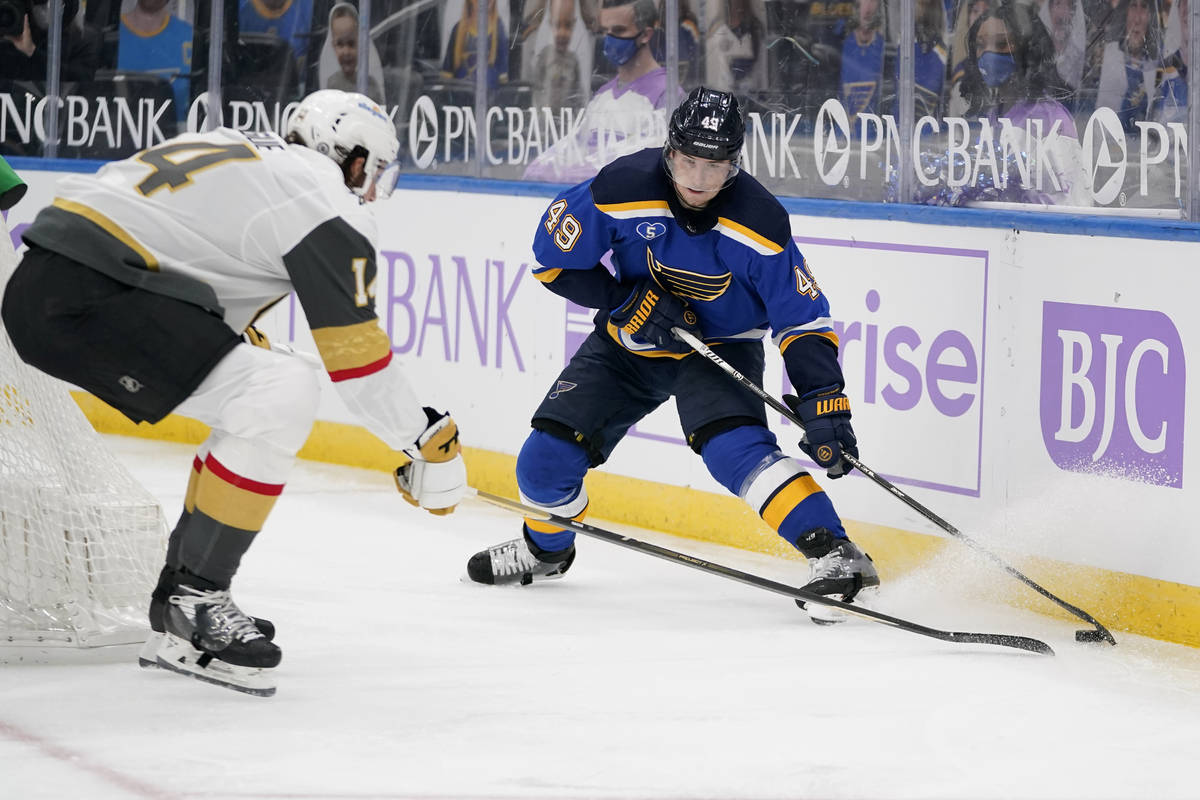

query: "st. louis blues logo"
(636, 222), (667, 241)
(548, 380), (577, 399)
(646, 248), (732, 301)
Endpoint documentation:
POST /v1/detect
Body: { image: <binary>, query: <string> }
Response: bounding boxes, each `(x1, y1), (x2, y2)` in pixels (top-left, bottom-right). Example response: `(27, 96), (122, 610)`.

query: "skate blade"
(459, 570), (569, 586)
(155, 634), (276, 697)
(137, 632), (165, 669)
(799, 585), (880, 626)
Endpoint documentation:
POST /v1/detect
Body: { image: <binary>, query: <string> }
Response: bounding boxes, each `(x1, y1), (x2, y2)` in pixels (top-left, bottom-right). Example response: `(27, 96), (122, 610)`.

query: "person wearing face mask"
(939, 0), (1091, 206)
(0, 0), (100, 83)
(471, 87), (878, 626)
(523, 0), (684, 181)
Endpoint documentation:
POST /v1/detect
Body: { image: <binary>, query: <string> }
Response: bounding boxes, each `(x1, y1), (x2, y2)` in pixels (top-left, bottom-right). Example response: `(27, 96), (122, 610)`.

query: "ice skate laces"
(807, 541), (879, 601)
(810, 544), (859, 582)
(488, 538), (543, 578)
(169, 585), (266, 644)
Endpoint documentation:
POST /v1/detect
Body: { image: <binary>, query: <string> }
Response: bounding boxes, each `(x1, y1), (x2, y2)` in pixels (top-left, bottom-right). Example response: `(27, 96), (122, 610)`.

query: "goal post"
(1, 218), (167, 648)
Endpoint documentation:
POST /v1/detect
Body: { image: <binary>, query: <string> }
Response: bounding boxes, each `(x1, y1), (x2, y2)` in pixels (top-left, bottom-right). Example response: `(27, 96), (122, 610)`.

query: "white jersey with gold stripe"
(23, 127), (430, 452)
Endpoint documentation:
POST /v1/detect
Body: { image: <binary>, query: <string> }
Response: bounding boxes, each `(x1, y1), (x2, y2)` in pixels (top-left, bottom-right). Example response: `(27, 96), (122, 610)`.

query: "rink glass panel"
(0, 0), (1193, 217)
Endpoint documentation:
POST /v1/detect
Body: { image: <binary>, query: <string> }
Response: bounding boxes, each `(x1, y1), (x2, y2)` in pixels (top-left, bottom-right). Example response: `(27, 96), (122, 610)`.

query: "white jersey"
(23, 127), (429, 452)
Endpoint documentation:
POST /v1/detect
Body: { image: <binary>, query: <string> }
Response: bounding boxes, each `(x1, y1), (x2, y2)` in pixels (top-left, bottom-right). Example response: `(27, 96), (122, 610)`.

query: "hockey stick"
(671, 327), (1116, 647)
(470, 488), (1053, 656)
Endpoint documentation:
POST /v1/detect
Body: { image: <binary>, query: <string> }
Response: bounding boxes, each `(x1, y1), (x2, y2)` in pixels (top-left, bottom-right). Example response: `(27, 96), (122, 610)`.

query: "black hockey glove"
(785, 391), (858, 479)
(608, 281), (700, 355)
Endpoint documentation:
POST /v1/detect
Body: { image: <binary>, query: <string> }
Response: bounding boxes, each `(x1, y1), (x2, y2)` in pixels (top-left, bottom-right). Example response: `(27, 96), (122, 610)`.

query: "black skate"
(155, 578), (281, 697)
(467, 531), (575, 585)
(793, 530), (880, 625)
(139, 566), (276, 669)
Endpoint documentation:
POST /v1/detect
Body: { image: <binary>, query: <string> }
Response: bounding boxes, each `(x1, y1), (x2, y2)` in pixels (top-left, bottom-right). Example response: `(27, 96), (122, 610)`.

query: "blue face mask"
(603, 33), (641, 66)
(977, 51), (1017, 87)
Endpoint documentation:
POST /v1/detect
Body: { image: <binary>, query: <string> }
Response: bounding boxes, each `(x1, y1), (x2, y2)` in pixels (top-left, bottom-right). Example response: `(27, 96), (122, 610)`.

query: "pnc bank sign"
(803, 99), (1189, 206)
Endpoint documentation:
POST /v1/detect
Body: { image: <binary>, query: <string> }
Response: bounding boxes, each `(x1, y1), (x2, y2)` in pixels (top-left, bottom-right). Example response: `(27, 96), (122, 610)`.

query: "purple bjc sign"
(1040, 302), (1186, 488)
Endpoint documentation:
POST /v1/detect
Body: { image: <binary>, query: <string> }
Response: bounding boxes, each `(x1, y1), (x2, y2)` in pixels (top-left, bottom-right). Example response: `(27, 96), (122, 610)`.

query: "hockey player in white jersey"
(0, 90), (468, 696)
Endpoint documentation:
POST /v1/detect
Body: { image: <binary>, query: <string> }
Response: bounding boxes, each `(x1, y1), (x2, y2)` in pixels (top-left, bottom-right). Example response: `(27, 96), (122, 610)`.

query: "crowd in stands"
(0, 0), (1192, 205)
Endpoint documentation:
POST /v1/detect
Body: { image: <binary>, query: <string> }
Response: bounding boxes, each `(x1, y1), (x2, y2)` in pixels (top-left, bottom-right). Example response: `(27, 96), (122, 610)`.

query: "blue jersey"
(1117, 58), (1152, 132)
(118, 15), (193, 118)
(531, 148), (839, 392)
(840, 29), (885, 123)
(239, 0), (314, 63)
(909, 40), (947, 118)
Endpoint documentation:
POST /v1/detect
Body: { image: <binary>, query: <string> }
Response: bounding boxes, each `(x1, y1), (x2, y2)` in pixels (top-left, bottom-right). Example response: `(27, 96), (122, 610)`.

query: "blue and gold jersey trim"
(775, 318), (839, 350)
(596, 200), (673, 219)
(715, 217), (785, 255)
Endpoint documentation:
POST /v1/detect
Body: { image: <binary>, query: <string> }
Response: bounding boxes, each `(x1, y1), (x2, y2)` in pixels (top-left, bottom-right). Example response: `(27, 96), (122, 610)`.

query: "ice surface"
(2, 436), (1198, 800)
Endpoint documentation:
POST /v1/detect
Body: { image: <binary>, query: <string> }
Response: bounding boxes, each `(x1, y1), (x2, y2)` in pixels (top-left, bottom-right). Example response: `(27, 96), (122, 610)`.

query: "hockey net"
(1, 220), (166, 647)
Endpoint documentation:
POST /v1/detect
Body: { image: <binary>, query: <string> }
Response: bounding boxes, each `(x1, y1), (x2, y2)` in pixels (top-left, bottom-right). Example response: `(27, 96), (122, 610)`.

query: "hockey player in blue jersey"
(466, 87), (878, 621)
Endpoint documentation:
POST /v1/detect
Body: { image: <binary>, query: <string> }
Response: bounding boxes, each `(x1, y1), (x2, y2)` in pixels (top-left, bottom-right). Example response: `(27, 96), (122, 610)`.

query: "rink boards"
(6, 168), (1199, 647)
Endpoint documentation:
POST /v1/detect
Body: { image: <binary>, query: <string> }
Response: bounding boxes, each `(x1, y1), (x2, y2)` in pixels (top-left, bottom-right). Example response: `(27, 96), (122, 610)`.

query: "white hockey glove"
(395, 407), (467, 515)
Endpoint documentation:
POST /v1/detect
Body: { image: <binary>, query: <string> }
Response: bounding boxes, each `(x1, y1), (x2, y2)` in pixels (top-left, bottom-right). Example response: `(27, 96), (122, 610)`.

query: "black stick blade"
(471, 489), (1055, 657)
(950, 632), (1055, 655)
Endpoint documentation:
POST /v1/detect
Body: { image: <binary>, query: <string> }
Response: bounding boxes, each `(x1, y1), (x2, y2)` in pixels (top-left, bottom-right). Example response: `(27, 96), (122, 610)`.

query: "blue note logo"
(548, 380), (577, 399)
(636, 222), (667, 241)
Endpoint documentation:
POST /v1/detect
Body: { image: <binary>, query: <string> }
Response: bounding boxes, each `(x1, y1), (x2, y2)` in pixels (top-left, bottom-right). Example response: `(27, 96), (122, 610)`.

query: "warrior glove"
(395, 407), (468, 514)
(609, 280), (701, 355)
(785, 391), (858, 479)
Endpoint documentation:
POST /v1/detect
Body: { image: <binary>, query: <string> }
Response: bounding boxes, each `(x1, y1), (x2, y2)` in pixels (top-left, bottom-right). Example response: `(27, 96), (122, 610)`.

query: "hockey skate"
(138, 566), (276, 669)
(467, 531), (575, 586)
(794, 532), (880, 625)
(154, 577), (281, 697)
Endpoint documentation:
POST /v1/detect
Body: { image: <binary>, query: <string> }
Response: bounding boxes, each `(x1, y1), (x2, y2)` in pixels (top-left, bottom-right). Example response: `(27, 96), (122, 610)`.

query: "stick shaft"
(671, 327), (1114, 645)
(471, 488), (1053, 655)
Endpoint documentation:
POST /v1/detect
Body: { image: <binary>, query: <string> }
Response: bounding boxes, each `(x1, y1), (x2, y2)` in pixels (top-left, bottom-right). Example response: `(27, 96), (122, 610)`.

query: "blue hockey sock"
(516, 430), (591, 552)
(701, 426), (847, 548)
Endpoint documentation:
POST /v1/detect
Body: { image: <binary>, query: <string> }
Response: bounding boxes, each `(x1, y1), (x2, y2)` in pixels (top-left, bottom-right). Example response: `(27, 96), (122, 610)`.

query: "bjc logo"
(1040, 302), (1185, 487)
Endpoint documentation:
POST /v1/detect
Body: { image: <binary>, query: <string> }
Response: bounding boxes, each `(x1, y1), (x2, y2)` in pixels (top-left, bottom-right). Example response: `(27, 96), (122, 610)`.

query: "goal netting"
(1, 219), (166, 647)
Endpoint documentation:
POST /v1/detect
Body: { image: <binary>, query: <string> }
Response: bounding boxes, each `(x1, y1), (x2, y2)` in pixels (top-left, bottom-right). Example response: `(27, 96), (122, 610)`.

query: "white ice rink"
(3, 436), (1200, 800)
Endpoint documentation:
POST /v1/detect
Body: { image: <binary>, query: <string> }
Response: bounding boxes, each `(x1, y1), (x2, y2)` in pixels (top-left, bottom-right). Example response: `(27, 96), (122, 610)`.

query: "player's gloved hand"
(395, 407), (468, 515)
(608, 280), (700, 354)
(784, 391), (858, 479)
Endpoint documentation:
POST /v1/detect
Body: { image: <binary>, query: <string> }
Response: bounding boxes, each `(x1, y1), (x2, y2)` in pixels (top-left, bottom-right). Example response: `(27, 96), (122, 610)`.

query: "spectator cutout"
(1096, 0), (1165, 131)
(318, 2), (385, 103)
(528, 0), (586, 110)
(523, 0), (681, 182)
(441, 0), (510, 88)
(706, 0), (767, 93)
(118, 0), (193, 120)
(238, 0), (315, 68)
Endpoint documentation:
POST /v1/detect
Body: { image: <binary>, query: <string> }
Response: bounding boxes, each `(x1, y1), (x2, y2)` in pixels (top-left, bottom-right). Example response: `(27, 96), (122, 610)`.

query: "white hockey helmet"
(286, 90), (400, 200)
